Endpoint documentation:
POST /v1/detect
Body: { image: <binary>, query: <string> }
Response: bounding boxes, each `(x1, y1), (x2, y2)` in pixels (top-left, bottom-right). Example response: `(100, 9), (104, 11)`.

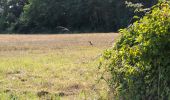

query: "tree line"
(0, 0), (157, 33)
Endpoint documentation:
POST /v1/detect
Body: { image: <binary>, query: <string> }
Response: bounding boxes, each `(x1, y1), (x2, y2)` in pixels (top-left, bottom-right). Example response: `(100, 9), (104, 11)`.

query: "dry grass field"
(0, 33), (119, 100)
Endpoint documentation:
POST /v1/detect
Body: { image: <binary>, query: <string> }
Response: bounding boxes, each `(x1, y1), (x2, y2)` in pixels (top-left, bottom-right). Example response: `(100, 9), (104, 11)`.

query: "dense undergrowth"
(100, 2), (170, 99)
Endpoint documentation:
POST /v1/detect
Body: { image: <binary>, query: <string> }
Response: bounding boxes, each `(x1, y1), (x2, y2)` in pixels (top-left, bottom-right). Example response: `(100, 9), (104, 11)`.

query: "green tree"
(0, 0), (9, 31)
(0, 0), (158, 33)
(0, 0), (27, 32)
(100, 1), (170, 99)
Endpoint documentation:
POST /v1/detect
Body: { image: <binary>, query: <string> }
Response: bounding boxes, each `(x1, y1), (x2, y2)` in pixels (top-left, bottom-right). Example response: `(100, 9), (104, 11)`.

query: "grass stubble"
(0, 33), (119, 100)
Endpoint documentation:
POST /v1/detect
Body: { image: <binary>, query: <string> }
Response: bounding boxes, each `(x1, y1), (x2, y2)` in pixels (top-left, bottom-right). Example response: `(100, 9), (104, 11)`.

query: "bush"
(100, 2), (170, 99)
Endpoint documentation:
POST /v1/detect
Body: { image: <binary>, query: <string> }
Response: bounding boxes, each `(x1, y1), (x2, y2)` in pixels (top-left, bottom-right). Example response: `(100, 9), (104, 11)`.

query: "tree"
(0, 0), (27, 32)
(0, 0), (9, 31)
(100, 1), (170, 99)
(0, 0), (158, 33)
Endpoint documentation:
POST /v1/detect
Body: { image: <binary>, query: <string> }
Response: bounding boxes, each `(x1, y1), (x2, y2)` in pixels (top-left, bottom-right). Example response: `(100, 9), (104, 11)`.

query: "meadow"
(0, 33), (119, 100)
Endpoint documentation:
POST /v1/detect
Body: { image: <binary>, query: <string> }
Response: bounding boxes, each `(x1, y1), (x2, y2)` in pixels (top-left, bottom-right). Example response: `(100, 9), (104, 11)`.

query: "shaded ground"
(0, 33), (119, 99)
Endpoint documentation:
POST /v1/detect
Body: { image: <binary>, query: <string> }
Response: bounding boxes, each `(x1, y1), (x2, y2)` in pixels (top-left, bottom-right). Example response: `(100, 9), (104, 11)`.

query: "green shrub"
(100, 2), (170, 100)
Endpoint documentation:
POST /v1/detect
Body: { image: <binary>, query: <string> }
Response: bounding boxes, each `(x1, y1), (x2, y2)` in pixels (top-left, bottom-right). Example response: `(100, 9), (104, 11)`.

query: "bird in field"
(88, 41), (93, 46)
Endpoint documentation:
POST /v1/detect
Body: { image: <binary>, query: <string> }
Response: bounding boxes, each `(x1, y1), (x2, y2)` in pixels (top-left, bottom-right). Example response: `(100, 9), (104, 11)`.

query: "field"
(0, 33), (119, 100)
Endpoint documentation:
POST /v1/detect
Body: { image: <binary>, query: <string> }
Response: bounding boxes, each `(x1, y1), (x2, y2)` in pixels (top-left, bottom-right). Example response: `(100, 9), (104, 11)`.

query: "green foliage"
(100, 2), (170, 99)
(0, 0), (28, 32)
(18, 0), (120, 33)
(0, 0), (158, 33)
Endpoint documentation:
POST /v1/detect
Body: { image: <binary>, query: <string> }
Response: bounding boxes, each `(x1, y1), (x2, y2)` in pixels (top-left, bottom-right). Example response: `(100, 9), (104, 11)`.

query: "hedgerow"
(100, 2), (170, 99)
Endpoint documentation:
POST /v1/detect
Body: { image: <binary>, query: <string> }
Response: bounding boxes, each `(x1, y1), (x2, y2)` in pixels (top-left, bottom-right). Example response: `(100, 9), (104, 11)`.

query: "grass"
(0, 33), (119, 99)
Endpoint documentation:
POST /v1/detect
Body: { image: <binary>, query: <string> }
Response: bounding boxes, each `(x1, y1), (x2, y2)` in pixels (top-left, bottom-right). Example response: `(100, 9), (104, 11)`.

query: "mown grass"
(0, 33), (118, 99)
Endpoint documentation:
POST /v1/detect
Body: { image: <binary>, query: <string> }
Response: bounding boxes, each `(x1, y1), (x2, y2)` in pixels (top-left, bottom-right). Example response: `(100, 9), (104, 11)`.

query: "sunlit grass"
(0, 33), (118, 99)
(0, 47), (108, 99)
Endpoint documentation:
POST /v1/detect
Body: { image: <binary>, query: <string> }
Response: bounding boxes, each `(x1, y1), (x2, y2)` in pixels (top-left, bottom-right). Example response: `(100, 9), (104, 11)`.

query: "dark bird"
(88, 41), (93, 46)
(56, 26), (70, 33)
